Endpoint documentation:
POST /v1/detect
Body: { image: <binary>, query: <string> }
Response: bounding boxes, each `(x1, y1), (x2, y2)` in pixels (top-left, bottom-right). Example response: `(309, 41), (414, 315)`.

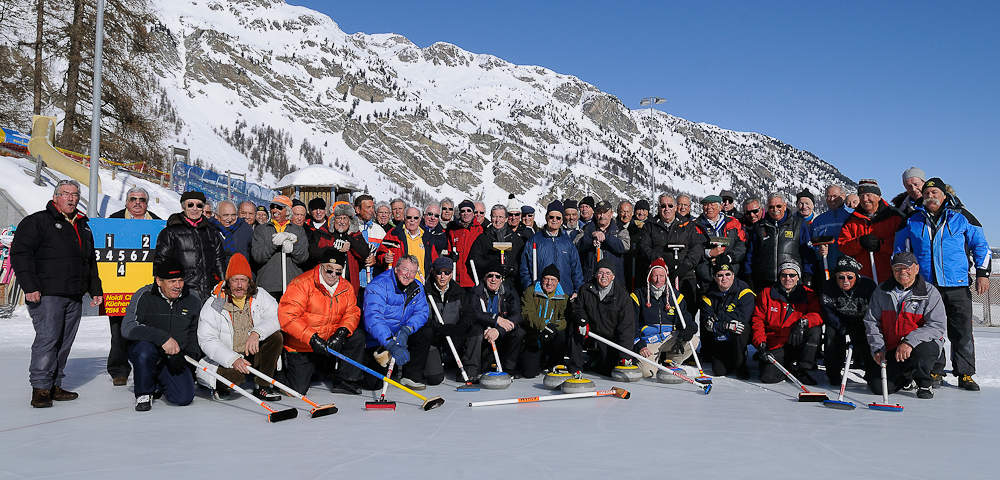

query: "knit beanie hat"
(308, 197), (327, 211)
(834, 256), (862, 274)
(857, 179), (881, 196)
(226, 253), (252, 280)
(646, 258), (668, 307)
(902, 167), (926, 182)
(541, 264), (561, 281)
(778, 261), (802, 277)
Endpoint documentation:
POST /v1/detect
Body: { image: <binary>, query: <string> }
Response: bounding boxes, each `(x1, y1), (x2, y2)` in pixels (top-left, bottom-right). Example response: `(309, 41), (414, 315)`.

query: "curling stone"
(543, 371), (573, 389)
(656, 365), (699, 384)
(480, 371), (512, 390)
(561, 377), (597, 394)
(611, 364), (643, 383)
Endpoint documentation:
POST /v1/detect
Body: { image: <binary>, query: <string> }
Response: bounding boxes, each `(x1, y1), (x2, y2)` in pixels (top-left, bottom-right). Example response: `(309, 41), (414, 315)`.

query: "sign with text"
(89, 218), (166, 315)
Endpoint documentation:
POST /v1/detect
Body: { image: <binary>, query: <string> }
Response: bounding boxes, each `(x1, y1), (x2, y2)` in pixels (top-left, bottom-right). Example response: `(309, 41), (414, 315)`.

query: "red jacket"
(376, 224), (439, 283)
(446, 219), (483, 287)
(838, 200), (903, 283)
(278, 266), (361, 353)
(751, 284), (823, 349)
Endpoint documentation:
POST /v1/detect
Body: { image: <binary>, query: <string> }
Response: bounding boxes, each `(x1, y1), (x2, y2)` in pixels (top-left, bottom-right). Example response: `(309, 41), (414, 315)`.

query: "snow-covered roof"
(273, 164), (363, 191)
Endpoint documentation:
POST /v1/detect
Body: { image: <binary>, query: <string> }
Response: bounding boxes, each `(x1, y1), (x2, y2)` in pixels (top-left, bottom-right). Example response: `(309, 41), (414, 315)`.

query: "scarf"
(218, 218), (244, 254)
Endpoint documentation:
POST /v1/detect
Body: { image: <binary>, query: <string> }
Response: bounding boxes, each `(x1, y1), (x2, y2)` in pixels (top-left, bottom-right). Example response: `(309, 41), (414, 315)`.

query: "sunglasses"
(767, 205), (784, 210)
(269, 204), (285, 210)
(715, 272), (733, 278)
(660, 203), (674, 209)
(779, 273), (799, 278)
(485, 273), (503, 279)
(474, 211), (485, 215)
(836, 274), (856, 280)
(128, 197), (148, 203)
(405, 215), (421, 220)
(435, 270), (453, 276)
(744, 208), (761, 215)
(460, 208), (473, 213)
(507, 212), (521, 217)
(547, 215), (563, 220)
(186, 202), (204, 209)
(424, 212), (440, 218)
(722, 199), (734, 204)
(442, 207), (454, 211)
(323, 268), (342, 276)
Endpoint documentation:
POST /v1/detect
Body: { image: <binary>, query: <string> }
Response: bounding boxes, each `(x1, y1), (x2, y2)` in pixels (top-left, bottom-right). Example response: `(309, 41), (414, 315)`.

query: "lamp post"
(639, 96), (665, 198)
(87, 0), (106, 216)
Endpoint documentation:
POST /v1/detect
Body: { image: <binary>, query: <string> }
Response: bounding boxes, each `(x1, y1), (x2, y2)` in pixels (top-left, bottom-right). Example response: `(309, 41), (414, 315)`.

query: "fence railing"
(972, 273), (1000, 327)
(171, 161), (274, 207)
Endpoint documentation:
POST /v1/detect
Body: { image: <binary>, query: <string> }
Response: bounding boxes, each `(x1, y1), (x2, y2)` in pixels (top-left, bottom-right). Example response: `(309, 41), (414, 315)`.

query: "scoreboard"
(89, 218), (166, 315)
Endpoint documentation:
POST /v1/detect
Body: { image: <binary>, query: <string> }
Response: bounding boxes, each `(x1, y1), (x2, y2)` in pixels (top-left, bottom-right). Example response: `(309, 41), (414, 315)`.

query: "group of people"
(11, 164), (991, 411)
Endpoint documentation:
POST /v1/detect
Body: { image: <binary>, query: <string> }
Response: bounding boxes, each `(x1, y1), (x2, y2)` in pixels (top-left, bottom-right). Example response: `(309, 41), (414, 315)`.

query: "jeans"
(28, 295), (82, 390)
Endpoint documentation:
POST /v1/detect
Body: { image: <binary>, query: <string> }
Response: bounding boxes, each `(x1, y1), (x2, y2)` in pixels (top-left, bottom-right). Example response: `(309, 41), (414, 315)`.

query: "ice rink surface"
(2, 315), (1000, 479)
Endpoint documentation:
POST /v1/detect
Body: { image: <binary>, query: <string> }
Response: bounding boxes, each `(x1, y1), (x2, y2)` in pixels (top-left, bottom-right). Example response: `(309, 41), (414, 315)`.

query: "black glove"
(858, 234), (880, 252)
(310, 333), (331, 356)
(167, 353), (187, 370)
(677, 321), (696, 343)
(326, 327), (350, 353)
(502, 264), (517, 278)
(541, 324), (558, 343)
(787, 318), (808, 347)
(757, 342), (768, 353)
(669, 338), (686, 355)
(801, 273), (813, 288)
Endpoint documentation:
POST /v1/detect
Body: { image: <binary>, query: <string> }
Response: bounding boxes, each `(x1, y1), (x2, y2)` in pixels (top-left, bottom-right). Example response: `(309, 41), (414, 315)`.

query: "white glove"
(281, 240), (294, 254)
(271, 233), (284, 246)
(724, 320), (745, 334)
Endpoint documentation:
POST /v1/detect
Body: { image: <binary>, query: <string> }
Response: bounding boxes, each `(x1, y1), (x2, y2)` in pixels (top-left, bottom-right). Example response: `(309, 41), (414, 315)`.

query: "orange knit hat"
(226, 253), (253, 280)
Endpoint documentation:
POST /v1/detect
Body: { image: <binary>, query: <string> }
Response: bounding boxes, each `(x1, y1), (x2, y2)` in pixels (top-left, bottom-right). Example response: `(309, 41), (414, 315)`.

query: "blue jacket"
(809, 205), (852, 273)
(362, 269), (429, 348)
(894, 202), (991, 288)
(520, 229), (585, 295)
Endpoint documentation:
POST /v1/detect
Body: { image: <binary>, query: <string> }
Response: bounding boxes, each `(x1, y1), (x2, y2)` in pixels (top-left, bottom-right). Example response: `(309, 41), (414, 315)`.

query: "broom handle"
(185, 356), (278, 413)
(667, 284), (706, 377)
(837, 339), (853, 402)
(532, 243), (537, 282)
(880, 361), (889, 404)
(380, 358), (396, 401)
(470, 388), (624, 407)
(428, 295), (471, 383)
(869, 251), (878, 282)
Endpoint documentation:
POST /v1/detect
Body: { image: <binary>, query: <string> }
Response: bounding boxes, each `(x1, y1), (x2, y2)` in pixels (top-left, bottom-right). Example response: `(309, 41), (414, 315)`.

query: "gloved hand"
(757, 342), (768, 354)
(705, 316), (718, 333)
(167, 353), (187, 370)
(725, 320), (745, 334)
(310, 333), (330, 355)
(396, 326), (413, 349)
(858, 234), (880, 252)
(669, 338), (686, 355)
(271, 232), (292, 246)
(326, 327), (349, 353)
(787, 318), (808, 347)
(576, 318), (589, 337)
(281, 240), (294, 254)
(540, 324), (558, 343)
(677, 321), (696, 343)
(386, 338), (410, 365)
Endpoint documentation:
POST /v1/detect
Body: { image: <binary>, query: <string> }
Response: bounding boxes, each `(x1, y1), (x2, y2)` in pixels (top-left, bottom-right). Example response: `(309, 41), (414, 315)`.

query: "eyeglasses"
(836, 274), (856, 280)
(660, 203), (674, 209)
(715, 272), (733, 278)
(128, 197), (148, 203)
(405, 215), (421, 220)
(424, 212), (440, 218)
(323, 268), (342, 276)
(435, 270), (453, 276)
(442, 207), (454, 211)
(474, 210), (485, 215)
(485, 273), (503, 280)
(547, 215), (563, 220)
(779, 273), (799, 278)
(744, 208), (761, 215)
(57, 192), (81, 199)
(186, 202), (204, 209)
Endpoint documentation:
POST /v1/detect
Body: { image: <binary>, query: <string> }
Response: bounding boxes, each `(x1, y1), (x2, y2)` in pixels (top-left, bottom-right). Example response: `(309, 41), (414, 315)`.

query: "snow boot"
(51, 386), (78, 401)
(917, 387), (934, 399)
(958, 375), (980, 391)
(31, 388), (52, 408)
(135, 395), (152, 412)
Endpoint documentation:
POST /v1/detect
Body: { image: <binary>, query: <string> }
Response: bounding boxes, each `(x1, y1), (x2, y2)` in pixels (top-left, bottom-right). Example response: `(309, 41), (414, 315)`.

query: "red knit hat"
(226, 253), (253, 280)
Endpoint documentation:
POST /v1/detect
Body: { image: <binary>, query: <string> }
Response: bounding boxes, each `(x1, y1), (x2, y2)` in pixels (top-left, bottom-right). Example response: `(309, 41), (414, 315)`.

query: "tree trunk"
(32, 0), (43, 115)
(61, 0), (84, 144)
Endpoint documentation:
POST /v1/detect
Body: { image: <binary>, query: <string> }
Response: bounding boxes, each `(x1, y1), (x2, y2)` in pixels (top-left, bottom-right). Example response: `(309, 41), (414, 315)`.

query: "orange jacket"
(278, 265), (361, 353)
(838, 200), (903, 283)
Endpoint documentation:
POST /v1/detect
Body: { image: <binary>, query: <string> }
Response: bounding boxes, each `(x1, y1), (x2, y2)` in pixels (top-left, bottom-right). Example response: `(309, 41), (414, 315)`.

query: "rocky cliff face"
(150, 0), (854, 210)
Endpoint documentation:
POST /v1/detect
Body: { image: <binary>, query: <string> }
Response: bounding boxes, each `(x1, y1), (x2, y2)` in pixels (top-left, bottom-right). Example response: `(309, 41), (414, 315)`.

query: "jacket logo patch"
(726, 304), (735, 312)
(55, 223), (62, 229)
(667, 307), (676, 315)
(784, 231), (794, 238)
(770, 307), (780, 312)
(181, 309), (189, 315)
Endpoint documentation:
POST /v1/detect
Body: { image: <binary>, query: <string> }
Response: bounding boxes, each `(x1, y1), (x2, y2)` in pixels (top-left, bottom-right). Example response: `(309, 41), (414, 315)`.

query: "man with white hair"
(251, 195), (309, 301)
(892, 167), (926, 217)
(110, 186), (160, 220)
(421, 202), (448, 255)
(746, 193), (815, 292)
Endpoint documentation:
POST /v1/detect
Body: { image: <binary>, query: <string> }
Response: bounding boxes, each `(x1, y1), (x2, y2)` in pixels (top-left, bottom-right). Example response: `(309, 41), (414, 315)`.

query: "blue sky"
(294, 0), (999, 245)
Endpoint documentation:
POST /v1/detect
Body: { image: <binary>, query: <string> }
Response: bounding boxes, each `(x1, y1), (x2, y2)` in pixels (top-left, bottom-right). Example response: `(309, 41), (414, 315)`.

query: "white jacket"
(196, 288), (281, 388)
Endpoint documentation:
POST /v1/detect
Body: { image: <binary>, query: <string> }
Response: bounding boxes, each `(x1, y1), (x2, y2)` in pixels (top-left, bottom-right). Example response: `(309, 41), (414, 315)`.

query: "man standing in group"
(839, 179), (903, 284)
(375, 201), (393, 231)
(390, 199), (407, 227)
(470, 204), (524, 286)
(154, 191), (226, 303)
(892, 167), (926, 217)
(310, 203), (371, 299)
(634, 200), (650, 223)
(894, 177), (991, 391)
(238, 201), (257, 227)
(579, 200), (629, 280)
(719, 190), (742, 220)
(795, 189), (816, 225)
(474, 201), (489, 229)
(12, 180), (103, 408)
(638, 194), (702, 316)
(216, 201), (253, 266)
(421, 202), (448, 256)
(121, 258), (199, 411)
(251, 195), (309, 301)
(379, 207), (439, 283)
(305, 197), (328, 238)
(863, 252), (947, 399)
(578, 196), (596, 226)
(676, 195), (693, 222)
(562, 200), (584, 244)
(519, 205), (537, 242)
(616, 200), (642, 290)
(520, 201), (585, 296)
(746, 193), (814, 291)
(106, 186), (159, 386)
(446, 200), (483, 288)
(291, 200), (308, 227)
(440, 198), (455, 224)
(810, 185), (852, 286)
(350, 194), (384, 293)
(254, 205), (269, 226)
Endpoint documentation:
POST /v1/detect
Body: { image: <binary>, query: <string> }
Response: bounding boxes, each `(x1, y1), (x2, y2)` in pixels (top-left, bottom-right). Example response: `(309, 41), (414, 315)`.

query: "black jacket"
(460, 281), (522, 338)
(121, 282), (202, 359)
(426, 279), (466, 337)
(638, 216), (702, 282)
(109, 208), (161, 220)
(748, 212), (815, 287)
(821, 276), (878, 335)
(568, 279), (634, 350)
(631, 284), (694, 350)
(153, 213), (225, 300)
(11, 201), (102, 297)
(469, 224), (524, 283)
(699, 278), (755, 342)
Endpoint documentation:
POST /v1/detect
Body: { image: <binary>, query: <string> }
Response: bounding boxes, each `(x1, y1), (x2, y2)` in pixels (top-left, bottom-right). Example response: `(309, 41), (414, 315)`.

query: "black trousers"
(758, 326), (822, 383)
(462, 324), (525, 375)
(933, 286), (976, 377)
(868, 342), (940, 394)
(518, 330), (569, 378)
(824, 320), (871, 384)
(358, 325), (435, 390)
(568, 330), (628, 376)
(281, 330), (366, 394)
(710, 328), (750, 377)
(107, 315), (131, 378)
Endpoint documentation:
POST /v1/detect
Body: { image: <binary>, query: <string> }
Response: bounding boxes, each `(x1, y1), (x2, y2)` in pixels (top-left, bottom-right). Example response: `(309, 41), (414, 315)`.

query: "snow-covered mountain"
(150, 0), (853, 209)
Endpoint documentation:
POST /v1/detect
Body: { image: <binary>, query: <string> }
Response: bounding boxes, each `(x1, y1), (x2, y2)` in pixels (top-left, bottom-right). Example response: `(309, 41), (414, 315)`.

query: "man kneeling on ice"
(631, 259), (697, 377)
(751, 262), (823, 385)
(197, 254), (283, 401)
(461, 260), (525, 377)
(122, 258), (201, 412)
(279, 249), (366, 395)
(700, 261), (755, 378)
(568, 258), (635, 377)
(862, 252), (945, 399)
(519, 264), (569, 378)
(363, 255), (431, 390)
